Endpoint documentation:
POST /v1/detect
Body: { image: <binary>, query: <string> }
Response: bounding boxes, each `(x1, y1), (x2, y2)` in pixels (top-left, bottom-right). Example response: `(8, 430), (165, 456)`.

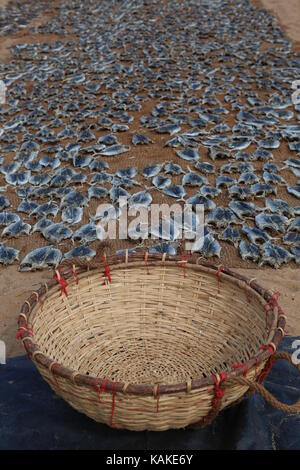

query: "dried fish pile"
(0, 0), (299, 269)
(0, 0), (51, 36)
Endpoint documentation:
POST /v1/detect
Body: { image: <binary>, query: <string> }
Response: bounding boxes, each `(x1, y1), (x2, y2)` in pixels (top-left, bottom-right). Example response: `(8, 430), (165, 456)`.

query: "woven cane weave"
(18, 252), (292, 431)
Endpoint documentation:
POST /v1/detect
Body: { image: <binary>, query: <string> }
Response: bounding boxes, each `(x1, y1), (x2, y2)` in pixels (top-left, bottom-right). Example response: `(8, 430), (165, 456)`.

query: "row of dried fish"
(0, 0), (299, 269)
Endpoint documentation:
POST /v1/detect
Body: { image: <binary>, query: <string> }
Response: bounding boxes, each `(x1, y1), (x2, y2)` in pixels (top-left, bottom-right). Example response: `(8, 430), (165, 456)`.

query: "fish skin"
(2, 220), (31, 238)
(99, 144), (130, 156)
(42, 223), (73, 243)
(0, 244), (19, 265)
(64, 245), (96, 261)
(19, 246), (62, 271)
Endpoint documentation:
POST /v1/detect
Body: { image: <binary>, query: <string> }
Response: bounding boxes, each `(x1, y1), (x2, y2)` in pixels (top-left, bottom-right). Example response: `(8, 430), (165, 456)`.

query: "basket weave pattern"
(18, 254), (286, 431)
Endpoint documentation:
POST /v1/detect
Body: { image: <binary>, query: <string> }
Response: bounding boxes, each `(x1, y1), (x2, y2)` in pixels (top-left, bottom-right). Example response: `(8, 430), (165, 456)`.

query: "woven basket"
(18, 252), (300, 431)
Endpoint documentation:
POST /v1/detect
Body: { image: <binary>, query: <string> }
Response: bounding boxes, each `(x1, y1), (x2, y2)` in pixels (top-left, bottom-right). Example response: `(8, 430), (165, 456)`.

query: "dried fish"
(129, 191), (153, 209)
(239, 241), (260, 262)
(143, 164), (163, 179)
(2, 220), (31, 238)
(149, 218), (180, 241)
(186, 194), (216, 211)
(255, 213), (288, 233)
(0, 195), (10, 211)
(31, 201), (59, 218)
(200, 234), (221, 258)
(251, 183), (277, 197)
(152, 175), (172, 190)
(99, 144), (130, 157)
(61, 207), (83, 225)
(229, 200), (257, 219)
(194, 161), (215, 174)
(116, 167), (137, 179)
(238, 172), (259, 185)
(182, 171), (207, 186)
(5, 171), (31, 186)
(0, 212), (20, 226)
(42, 223), (72, 243)
(132, 133), (152, 146)
(228, 185), (252, 200)
(31, 217), (52, 234)
(218, 225), (241, 247)
(72, 223), (97, 244)
(64, 245), (96, 261)
(242, 225), (271, 244)
(283, 232), (300, 247)
(149, 242), (178, 255)
(176, 148), (199, 162)
(60, 190), (88, 208)
(291, 247), (300, 264)
(287, 185), (300, 199)
(156, 123), (181, 135)
(162, 185), (186, 200)
(88, 186), (108, 200)
(0, 244), (19, 265)
(206, 207), (237, 228)
(288, 217), (300, 233)
(264, 198), (294, 217)
(259, 242), (293, 268)
(164, 162), (184, 175)
(200, 185), (221, 198)
(19, 246), (62, 271)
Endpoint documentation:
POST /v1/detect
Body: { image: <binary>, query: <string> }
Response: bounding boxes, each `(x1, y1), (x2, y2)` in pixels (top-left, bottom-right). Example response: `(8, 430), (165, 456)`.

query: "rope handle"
(192, 350), (300, 429)
(230, 351), (300, 414)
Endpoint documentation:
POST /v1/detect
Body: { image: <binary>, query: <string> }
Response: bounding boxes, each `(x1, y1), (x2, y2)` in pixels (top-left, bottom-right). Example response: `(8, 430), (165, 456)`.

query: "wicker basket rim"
(18, 252), (286, 396)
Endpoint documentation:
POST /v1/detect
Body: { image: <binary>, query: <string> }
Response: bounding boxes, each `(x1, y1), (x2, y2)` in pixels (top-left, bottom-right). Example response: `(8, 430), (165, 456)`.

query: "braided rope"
(227, 352), (300, 414)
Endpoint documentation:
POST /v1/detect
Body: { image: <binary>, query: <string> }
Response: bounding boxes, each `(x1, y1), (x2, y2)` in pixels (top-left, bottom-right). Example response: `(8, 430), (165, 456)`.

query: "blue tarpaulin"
(1, 337), (299, 450)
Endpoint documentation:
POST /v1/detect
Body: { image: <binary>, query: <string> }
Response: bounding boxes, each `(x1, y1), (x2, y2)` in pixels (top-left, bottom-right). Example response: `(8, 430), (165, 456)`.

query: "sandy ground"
(0, 0), (300, 359)
(259, 0), (300, 43)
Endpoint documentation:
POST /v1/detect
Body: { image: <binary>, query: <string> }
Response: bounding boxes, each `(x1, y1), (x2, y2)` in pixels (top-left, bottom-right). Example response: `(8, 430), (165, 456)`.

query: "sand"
(259, 0), (300, 44)
(0, 0), (300, 360)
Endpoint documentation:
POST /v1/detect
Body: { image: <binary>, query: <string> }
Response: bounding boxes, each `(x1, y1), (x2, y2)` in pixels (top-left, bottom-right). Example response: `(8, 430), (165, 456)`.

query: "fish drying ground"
(0, 0), (300, 356)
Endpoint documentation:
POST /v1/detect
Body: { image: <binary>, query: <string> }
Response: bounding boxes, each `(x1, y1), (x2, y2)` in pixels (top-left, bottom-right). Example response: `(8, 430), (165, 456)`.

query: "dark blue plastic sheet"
(1, 337), (299, 450)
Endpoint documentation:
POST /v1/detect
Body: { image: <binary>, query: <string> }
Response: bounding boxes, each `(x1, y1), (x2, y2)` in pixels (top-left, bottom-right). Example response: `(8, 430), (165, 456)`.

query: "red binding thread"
(104, 265), (111, 283)
(110, 382), (118, 427)
(101, 256), (111, 284)
(93, 378), (102, 403)
(232, 363), (248, 376)
(212, 372), (227, 406)
(70, 265), (79, 285)
(53, 271), (68, 297)
(216, 265), (225, 294)
(180, 254), (192, 278)
(264, 291), (281, 331)
(99, 379), (107, 401)
(100, 378), (108, 396)
(94, 378), (108, 403)
(93, 378), (119, 426)
(257, 344), (275, 383)
(16, 326), (33, 340)
(264, 291), (280, 311)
